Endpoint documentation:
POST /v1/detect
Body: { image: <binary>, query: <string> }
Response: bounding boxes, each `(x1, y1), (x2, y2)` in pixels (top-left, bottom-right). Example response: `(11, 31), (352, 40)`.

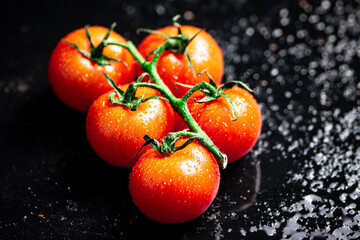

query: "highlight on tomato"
(48, 23), (136, 112)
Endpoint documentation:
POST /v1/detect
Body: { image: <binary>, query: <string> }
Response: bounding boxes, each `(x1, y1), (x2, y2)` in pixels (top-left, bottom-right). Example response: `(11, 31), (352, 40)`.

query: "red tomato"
(129, 139), (220, 223)
(177, 85), (262, 163)
(48, 25), (136, 112)
(85, 84), (175, 168)
(137, 25), (224, 98)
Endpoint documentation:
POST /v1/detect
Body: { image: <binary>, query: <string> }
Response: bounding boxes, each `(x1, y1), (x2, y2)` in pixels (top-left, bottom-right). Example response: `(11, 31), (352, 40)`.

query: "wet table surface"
(1, 0), (359, 239)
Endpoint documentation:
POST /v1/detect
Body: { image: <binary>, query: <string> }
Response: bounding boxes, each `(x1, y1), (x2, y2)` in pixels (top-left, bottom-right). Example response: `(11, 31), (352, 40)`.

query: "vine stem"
(114, 41), (228, 169)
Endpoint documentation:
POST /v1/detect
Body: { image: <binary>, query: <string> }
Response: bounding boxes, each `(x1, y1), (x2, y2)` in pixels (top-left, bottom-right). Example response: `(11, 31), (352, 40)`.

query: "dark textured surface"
(1, 0), (360, 239)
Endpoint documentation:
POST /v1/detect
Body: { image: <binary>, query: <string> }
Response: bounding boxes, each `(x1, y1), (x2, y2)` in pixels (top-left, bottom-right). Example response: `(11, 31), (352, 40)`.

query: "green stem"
(91, 22), (117, 58)
(120, 41), (228, 169)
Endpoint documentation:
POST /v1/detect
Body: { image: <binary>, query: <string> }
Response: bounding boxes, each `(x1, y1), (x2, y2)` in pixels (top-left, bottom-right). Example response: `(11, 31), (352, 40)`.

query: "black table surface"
(1, 0), (360, 239)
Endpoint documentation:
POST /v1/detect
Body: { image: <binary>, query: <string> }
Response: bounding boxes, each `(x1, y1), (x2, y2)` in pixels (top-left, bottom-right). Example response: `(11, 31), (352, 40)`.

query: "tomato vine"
(109, 37), (228, 168)
(103, 16), (259, 169)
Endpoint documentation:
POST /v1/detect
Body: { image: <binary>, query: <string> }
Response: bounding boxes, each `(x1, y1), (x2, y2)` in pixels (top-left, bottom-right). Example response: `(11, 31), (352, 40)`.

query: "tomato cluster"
(48, 19), (261, 224)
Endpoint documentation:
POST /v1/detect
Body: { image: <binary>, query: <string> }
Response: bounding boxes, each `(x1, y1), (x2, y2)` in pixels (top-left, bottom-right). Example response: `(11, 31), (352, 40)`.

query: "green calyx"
(181, 71), (254, 121)
(168, 15), (204, 54)
(64, 22), (127, 66)
(105, 73), (168, 111)
(136, 130), (201, 157)
(137, 15), (201, 79)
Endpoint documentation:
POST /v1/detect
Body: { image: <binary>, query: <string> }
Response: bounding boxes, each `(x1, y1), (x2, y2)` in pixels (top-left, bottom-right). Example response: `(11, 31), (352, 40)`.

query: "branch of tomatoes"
(48, 15), (262, 224)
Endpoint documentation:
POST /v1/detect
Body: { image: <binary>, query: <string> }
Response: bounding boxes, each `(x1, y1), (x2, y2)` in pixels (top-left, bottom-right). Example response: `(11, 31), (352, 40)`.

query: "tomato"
(48, 25), (136, 112)
(129, 139), (220, 224)
(177, 85), (262, 163)
(137, 25), (224, 98)
(85, 84), (175, 168)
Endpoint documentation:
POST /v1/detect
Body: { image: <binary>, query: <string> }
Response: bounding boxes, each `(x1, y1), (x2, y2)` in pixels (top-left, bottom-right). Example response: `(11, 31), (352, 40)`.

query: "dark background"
(1, 0), (360, 239)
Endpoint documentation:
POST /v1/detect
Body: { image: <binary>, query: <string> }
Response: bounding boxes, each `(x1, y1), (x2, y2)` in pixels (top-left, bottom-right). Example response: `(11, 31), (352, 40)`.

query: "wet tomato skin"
(48, 26), (136, 112)
(86, 85), (175, 168)
(177, 86), (262, 163)
(137, 25), (224, 98)
(129, 139), (220, 224)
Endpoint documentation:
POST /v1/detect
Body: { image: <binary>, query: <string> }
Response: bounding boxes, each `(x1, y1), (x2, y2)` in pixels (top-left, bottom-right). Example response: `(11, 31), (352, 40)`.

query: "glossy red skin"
(48, 26), (136, 112)
(137, 25), (224, 98)
(86, 85), (175, 168)
(129, 139), (220, 224)
(177, 86), (262, 163)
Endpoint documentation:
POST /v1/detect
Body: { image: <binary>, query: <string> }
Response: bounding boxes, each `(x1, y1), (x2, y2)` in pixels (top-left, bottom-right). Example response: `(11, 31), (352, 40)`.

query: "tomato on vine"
(177, 84), (262, 163)
(48, 23), (136, 112)
(129, 138), (220, 224)
(137, 19), (224, 98)
(86, 80), (175, 168)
